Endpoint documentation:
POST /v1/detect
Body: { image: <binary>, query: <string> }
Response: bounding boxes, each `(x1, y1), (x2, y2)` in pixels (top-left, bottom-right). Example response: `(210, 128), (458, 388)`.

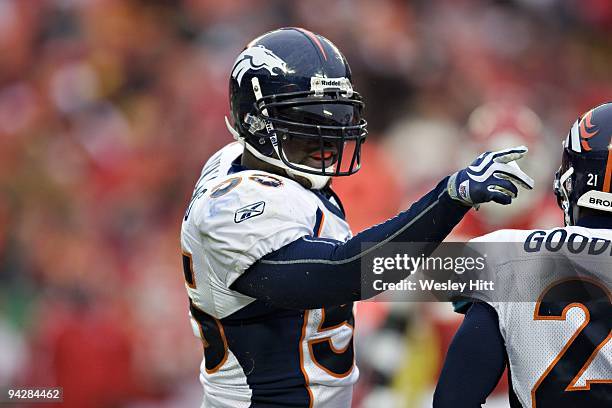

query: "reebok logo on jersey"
(234, 201), (266, 223)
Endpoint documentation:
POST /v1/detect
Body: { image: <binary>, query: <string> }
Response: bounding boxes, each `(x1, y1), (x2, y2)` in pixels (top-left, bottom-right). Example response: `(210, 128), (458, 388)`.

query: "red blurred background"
(0, 1), (610, 407)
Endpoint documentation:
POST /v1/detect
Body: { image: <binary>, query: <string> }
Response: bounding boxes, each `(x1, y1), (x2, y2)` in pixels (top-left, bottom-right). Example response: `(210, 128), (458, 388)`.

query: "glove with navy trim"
(448, 145), (534, 207)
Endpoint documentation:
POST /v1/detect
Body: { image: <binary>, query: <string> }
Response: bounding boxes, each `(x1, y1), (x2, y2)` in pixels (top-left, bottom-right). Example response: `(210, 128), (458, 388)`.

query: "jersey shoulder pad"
(196, 171), (319, 286)
(467, 229), (525, 272)
(469, 229), (529, 243)
(197, 170), (318, 226)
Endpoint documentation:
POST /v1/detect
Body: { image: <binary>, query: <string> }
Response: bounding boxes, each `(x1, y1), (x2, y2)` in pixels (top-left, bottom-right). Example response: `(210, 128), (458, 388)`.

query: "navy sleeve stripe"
(312, 208), (324, 237)
(313, 189), (345, 219)
(260, 190), (445, 266)
(302, 236), (338, 247)
(231, 176), (470, 308)
(259, 237), (336, 263)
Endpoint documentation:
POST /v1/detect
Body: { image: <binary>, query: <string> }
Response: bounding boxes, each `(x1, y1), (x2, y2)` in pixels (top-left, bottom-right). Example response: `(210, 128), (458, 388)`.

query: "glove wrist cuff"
(447, 172), (478, 208)
(447, 172), (460, 201)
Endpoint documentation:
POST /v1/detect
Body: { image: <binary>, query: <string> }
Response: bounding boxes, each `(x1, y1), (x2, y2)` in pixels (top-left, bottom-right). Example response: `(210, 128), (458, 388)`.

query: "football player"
(434, 103), (612, 407)
(181, 27), (534, 407)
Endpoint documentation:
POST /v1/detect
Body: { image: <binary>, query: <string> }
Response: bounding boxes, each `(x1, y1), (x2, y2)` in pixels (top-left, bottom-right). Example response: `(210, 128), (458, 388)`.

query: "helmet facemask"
(235, 78), (367, 189)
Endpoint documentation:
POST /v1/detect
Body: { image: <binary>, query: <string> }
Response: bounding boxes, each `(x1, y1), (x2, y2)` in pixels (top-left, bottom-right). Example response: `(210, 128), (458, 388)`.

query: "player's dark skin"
(241, 137), (338, 189)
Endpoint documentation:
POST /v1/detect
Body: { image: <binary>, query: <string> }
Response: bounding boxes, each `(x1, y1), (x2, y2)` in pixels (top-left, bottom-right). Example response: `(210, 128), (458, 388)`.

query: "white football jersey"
(181, 143), (359, 408)
(470, 227), (612, 408)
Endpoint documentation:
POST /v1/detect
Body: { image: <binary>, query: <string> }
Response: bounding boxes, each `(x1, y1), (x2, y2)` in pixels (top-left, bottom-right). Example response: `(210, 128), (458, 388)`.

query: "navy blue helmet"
(226, 28), (367, 189)
(554, 102), (612, 225)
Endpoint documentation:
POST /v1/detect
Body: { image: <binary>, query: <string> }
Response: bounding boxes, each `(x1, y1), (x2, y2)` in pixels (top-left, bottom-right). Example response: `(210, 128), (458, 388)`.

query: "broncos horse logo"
(231, 45), (288, 86)
(579, 109), (598, 151)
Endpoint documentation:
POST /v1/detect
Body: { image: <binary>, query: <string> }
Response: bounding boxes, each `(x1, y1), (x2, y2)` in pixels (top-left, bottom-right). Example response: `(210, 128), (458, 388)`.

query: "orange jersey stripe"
(603, 138), (612, 193)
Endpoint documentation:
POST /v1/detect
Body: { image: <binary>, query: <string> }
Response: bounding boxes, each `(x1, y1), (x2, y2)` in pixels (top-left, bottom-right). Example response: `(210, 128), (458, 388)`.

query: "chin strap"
(224, 116), (331, 189)
(225, 116), (242, 141)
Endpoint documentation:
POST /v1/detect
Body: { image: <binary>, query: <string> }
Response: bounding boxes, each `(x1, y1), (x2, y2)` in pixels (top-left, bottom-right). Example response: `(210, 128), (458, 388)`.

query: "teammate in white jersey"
(181, 27), (534, 408)
(434, 103), (612, 407)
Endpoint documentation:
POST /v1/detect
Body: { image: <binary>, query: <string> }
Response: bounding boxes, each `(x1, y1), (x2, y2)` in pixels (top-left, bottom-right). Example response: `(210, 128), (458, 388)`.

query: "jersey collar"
(230, 155), (347, 220)
(312, 189), (346, 220)
(228, 156), (248, 174)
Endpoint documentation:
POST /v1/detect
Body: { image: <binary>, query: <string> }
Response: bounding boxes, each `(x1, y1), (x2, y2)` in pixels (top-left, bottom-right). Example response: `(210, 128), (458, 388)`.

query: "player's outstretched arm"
(433, 303), (506, 408)
(231, 146), (533, 309)
(232, 175), (466, 308)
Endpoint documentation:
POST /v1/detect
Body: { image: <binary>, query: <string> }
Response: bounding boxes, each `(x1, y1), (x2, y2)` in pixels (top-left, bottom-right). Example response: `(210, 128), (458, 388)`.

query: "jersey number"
(183, 252), (229, 373)
(190, 299), (229, 374)
(182, 252), (196, 289)
(305, 304), (355, 378)
(531, 278), (611, 408)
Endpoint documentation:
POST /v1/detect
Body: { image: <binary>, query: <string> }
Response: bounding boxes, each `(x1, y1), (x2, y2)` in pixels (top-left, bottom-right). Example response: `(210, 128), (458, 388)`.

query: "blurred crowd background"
(0, 0), (611, 407)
